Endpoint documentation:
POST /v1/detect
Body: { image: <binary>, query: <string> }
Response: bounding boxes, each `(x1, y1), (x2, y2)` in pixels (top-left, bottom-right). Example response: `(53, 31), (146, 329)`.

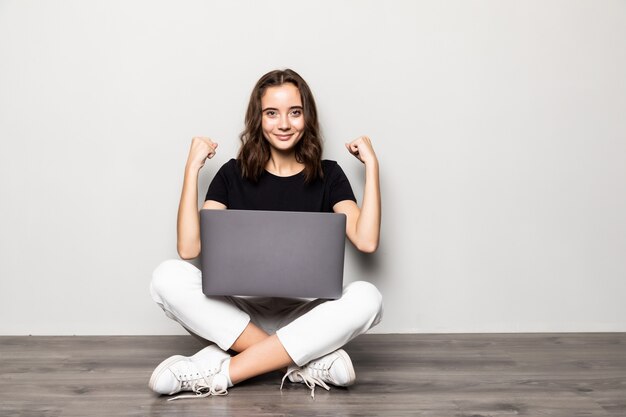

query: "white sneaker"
(190, 344), (231, 365)
(149, 344), (231, 400)
(280, 349), (356, 398)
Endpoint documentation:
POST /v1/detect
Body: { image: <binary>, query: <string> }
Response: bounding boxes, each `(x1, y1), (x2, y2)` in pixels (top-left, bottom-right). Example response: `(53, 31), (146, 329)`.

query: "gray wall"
(1, 0), (625, 335)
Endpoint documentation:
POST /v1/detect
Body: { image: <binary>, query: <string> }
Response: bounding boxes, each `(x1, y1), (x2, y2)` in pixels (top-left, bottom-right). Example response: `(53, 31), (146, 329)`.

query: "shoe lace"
(280, 365), (331, 398)
(167, 369), (228, 401)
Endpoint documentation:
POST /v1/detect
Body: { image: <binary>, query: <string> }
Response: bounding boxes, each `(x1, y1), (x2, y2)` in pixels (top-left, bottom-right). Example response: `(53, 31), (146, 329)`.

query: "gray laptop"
(200, 209), (346, 299)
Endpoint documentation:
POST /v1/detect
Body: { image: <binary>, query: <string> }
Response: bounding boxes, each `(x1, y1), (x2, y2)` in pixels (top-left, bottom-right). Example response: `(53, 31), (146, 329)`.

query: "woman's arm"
(333, 136), (381, 253)
(176, 137), (224, 260)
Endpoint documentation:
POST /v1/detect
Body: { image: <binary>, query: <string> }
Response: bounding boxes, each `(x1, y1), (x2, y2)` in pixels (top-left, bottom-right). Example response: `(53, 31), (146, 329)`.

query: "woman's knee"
(150, 259), (199, 301)
(344, 280), (383, 322)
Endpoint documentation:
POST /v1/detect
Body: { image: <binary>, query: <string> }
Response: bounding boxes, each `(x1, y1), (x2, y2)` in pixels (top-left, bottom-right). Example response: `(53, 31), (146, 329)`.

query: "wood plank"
(1, 334), (625, 416)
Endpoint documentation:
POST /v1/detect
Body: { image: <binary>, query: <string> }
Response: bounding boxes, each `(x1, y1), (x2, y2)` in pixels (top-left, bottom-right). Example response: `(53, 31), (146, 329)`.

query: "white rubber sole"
(334, 349), (356, 387)
(148, 354), (187, 394)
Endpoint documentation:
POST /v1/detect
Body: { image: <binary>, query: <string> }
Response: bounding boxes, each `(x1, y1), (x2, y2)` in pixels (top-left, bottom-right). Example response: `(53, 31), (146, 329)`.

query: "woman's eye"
(265, 111), (277, 117)
(291, 109), (302, 116)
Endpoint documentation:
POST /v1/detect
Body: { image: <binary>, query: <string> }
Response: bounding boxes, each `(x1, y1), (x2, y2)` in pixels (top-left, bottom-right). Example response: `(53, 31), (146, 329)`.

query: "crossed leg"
(228, 322), (292, 384)
(150, 259), (383, 386)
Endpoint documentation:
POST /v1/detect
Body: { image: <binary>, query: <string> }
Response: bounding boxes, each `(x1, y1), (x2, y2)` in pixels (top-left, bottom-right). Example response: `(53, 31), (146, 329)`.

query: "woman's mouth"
(275, 134), (293, 141)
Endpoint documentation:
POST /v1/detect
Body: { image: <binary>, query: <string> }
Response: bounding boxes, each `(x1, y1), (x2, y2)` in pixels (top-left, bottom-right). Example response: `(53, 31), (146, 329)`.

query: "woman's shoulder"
(321, 159), (346, 176)
(321, 159), (339, 171)
(218, 158), (239, 173)
(321, 159), (353, 185)
(211, 158), (241, 183)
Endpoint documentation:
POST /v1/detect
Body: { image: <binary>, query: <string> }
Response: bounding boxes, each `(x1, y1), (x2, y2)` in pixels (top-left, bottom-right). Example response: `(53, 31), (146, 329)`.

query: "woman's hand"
(345, 136), (378, 166)
(186, 136), (219, 171)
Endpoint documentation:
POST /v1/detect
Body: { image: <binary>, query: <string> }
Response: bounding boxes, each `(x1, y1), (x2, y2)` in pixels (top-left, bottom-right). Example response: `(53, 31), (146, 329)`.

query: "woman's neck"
(265, 151), (305, 177)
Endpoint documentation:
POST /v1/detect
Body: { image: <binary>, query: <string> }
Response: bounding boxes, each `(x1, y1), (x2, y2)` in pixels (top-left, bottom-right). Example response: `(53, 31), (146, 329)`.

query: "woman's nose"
(278, 114), (291, 130)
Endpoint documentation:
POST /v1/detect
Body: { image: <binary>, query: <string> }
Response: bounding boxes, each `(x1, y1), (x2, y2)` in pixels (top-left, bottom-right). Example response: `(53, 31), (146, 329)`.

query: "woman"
(149, 69), (383, 400)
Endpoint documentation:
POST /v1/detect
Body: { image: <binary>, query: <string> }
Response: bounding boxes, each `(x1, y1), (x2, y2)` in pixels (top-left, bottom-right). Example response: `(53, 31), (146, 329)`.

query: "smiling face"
(260, 83), (305, 153)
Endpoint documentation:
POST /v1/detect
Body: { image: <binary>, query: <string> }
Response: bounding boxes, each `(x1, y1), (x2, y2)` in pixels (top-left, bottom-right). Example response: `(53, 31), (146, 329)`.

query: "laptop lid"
(200, 209), (346, 299)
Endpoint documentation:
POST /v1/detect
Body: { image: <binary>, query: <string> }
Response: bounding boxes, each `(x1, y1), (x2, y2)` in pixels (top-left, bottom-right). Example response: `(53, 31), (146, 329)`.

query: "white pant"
(150, 259), (383, 366)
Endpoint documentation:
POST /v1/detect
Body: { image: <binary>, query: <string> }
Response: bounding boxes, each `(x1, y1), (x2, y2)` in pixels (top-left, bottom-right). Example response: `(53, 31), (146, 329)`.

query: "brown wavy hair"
(236, 69), (323, 183)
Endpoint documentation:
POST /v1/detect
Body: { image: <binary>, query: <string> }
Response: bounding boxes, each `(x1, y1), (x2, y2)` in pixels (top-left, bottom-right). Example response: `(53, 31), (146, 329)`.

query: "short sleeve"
(328, 162), (357, 207)
(204, 162), (230, 206)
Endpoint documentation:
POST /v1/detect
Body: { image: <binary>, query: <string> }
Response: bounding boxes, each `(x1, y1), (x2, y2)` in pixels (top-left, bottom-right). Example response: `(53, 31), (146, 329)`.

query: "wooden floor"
(1, 334), (625, 416)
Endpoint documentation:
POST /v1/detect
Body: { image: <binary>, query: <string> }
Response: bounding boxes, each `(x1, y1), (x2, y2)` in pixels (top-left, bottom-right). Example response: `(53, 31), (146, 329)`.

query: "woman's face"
(260, 83), (305, 153)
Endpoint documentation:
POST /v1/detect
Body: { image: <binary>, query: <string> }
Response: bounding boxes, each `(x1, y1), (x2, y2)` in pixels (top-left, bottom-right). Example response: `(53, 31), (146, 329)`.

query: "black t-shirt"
(205, 158), (356, 212)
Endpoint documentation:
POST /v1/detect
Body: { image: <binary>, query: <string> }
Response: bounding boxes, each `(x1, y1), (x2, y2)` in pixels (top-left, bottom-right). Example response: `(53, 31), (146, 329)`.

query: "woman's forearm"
(176, 164), (202, 259)
(355, 161), (381, 252)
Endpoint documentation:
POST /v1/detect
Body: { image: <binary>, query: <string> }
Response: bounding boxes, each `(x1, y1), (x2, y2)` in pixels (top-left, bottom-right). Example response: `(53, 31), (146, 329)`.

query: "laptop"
(200, 209), (347, 299)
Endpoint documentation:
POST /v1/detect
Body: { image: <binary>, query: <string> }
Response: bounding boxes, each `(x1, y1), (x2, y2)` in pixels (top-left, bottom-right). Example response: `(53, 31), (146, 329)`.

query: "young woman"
(149, 69), (383, 400)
